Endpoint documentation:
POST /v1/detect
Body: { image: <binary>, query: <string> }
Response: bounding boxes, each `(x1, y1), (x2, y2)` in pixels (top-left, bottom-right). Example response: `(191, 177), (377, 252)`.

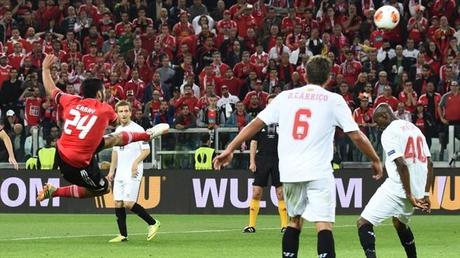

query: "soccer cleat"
(242, 226), (256, 233)
(36, 183), (56, 202)
(281, 227), (286, 233)
(147, 123), (169, 140)
(147, 221), (161, 241)
(108, 235), (128, 243)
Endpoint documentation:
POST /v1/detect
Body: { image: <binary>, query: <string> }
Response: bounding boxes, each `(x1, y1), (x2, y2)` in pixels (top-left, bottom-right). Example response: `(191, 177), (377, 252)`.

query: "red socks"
(53, 185), (88, 198)
(120, 131), (150, 145)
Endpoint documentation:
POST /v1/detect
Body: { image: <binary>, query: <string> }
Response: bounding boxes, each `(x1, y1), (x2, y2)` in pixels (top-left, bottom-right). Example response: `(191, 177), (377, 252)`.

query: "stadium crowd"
(0, 0), (459, 167)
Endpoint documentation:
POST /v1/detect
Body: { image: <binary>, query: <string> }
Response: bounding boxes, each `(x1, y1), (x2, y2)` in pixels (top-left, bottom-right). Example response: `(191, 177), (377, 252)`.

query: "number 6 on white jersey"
(63, 109), (98, 139)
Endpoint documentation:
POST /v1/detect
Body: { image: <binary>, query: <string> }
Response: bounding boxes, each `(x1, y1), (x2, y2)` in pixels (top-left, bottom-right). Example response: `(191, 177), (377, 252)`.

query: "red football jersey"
(53, 89), (117, 168)
(24, 97), (42, 126)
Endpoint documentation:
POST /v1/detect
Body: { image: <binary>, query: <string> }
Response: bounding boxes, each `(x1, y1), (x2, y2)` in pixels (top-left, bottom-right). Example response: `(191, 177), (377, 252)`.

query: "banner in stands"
(0, 169), (459, 214)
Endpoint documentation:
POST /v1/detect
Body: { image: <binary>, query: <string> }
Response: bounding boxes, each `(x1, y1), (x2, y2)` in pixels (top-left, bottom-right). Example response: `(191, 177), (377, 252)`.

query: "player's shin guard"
(358, 223), (377, 258)
(54, 185), (89, 198)
(396, 225), (417, 258)
(278, 200), (288, 228)
(249, 199), (260, 227)
(115, 208), (127, 237)
(317, 230), (336, 258)
(131, 203), (156, 225)
(120, 131), (150, 146)
(282, 227), (300, 258)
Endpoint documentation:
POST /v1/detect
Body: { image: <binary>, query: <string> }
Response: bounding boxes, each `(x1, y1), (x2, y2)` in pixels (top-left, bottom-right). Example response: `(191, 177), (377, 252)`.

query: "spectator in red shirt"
(106, 72), (126, 100)
(233, 51), (256, 80)
(125, 37), (148, 67)
(144, 90), (162, 122)
(340, 50), (362, 86)
(234, 5), (256, 38)
(20, 86), (42, 128)
(353, 96), (374, 137)
(243, 80), (268, 108)
(439, 81), (460, 125)
(407, 5), (428, 44)
(175, 84), (199, 114)
(173, 11), (195, 44)
(115, 12), (132, 37)
(8, 43), (25, 70)
(174, 104), (197, 129)
(281, 8), (302, 35)
(399, 81), (418, 113)
(374, 86), (399, 111)
(197, 95), (224, 129)
(341, 4), (362, 39)
(124, 69), (146, 102)
(433, 16), (456, 56)
(438, 81), (460, 159)
(82, 44), (98, 71)
(132, 8), (154, 34)
(339, 82), (355, 110)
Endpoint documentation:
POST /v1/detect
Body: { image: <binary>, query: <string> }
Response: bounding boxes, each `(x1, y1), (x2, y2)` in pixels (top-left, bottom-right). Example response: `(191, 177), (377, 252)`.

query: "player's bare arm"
(41, 54), (59, 96)
(249, 140), (257, 173)
(213, 118), (265, 170)
(347, 130), (383, 180)
(131, 149), (150, 178)
(394, 157), (428, 210)
(0, 129), (18, 170)
(108, 150), (118, 182)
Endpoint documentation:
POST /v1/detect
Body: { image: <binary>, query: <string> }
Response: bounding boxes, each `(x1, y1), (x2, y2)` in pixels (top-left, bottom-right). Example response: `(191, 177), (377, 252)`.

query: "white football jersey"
(380, 119), (430, 199)
(113, 121), (150, 181)
(257, 84), (359, 182)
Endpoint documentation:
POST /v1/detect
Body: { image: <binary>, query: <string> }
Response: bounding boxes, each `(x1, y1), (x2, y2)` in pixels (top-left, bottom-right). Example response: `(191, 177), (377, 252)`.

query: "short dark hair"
(81, 79), (104, 98)
(201, 133), (210, 144)
(306, 55), (331, 85)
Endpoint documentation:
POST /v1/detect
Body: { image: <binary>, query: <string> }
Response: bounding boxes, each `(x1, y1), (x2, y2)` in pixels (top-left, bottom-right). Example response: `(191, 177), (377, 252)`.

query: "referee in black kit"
(243, 95), (288, 233)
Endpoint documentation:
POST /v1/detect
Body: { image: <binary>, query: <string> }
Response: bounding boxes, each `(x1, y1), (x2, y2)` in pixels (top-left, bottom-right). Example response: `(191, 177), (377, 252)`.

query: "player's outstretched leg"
(103, 123), (169, 149)
(393, 217), (417, 258)
(243, 186), (262, 233)
(316, 222), (336, 258)
(276, 186), (288, 232)
(357, 217), (377, 258)
(124, 201), (160, 241)
(282, 216), (302, 258)
(37, 183), (107, 201)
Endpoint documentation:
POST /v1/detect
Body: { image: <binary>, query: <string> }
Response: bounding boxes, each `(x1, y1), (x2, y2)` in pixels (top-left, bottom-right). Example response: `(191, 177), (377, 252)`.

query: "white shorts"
(361, 185), (414, 226)
(283, 175), (336, 223)
(113, 179), (141, 202)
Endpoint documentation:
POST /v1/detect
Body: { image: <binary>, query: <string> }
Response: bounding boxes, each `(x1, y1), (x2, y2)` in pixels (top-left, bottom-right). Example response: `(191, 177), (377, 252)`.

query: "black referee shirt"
(253, 123), (278, 156)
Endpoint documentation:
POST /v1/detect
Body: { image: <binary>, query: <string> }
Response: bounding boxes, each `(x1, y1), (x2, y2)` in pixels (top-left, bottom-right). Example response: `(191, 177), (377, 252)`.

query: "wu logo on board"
(94, 176), (162, 209)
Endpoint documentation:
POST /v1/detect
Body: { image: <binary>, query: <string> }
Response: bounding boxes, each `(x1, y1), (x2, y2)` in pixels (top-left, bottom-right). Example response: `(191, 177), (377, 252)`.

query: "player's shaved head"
(373, 103), (397, 129)
(306, 55), (331, 86)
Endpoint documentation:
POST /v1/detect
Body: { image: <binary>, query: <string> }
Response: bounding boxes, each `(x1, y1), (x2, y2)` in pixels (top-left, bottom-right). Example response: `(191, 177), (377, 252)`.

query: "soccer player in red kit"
(37, 55), (169, 201)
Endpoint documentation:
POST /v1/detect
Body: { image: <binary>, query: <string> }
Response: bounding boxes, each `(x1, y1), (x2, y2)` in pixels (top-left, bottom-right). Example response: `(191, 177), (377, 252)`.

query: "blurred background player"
(108, 101), (160, 243)
(37, 55), (169, 202)
(243, 94), (287, 233)
(357, 103), (434, 258)
(214, 56), (383, 258)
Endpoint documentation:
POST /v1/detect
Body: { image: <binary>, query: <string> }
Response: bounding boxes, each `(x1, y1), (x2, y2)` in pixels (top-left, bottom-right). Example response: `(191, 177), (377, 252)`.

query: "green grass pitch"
(0, 214), (458, 257)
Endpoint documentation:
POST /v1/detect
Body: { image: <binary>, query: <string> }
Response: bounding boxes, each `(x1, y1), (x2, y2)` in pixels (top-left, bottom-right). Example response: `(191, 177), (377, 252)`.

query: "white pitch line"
(0, 224), (391, 242)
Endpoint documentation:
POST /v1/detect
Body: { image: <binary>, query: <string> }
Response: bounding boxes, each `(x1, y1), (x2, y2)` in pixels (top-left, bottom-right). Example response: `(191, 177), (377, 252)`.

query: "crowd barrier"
(0, 169), (459, 215)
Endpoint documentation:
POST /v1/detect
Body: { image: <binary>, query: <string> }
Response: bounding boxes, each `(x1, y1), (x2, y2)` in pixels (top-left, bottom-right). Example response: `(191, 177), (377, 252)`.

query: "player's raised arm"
(41, 54), (59, 97)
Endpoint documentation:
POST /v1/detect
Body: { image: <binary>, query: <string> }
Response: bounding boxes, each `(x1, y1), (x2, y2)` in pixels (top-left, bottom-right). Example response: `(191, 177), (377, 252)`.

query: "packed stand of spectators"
(0, 0), (459, 167)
